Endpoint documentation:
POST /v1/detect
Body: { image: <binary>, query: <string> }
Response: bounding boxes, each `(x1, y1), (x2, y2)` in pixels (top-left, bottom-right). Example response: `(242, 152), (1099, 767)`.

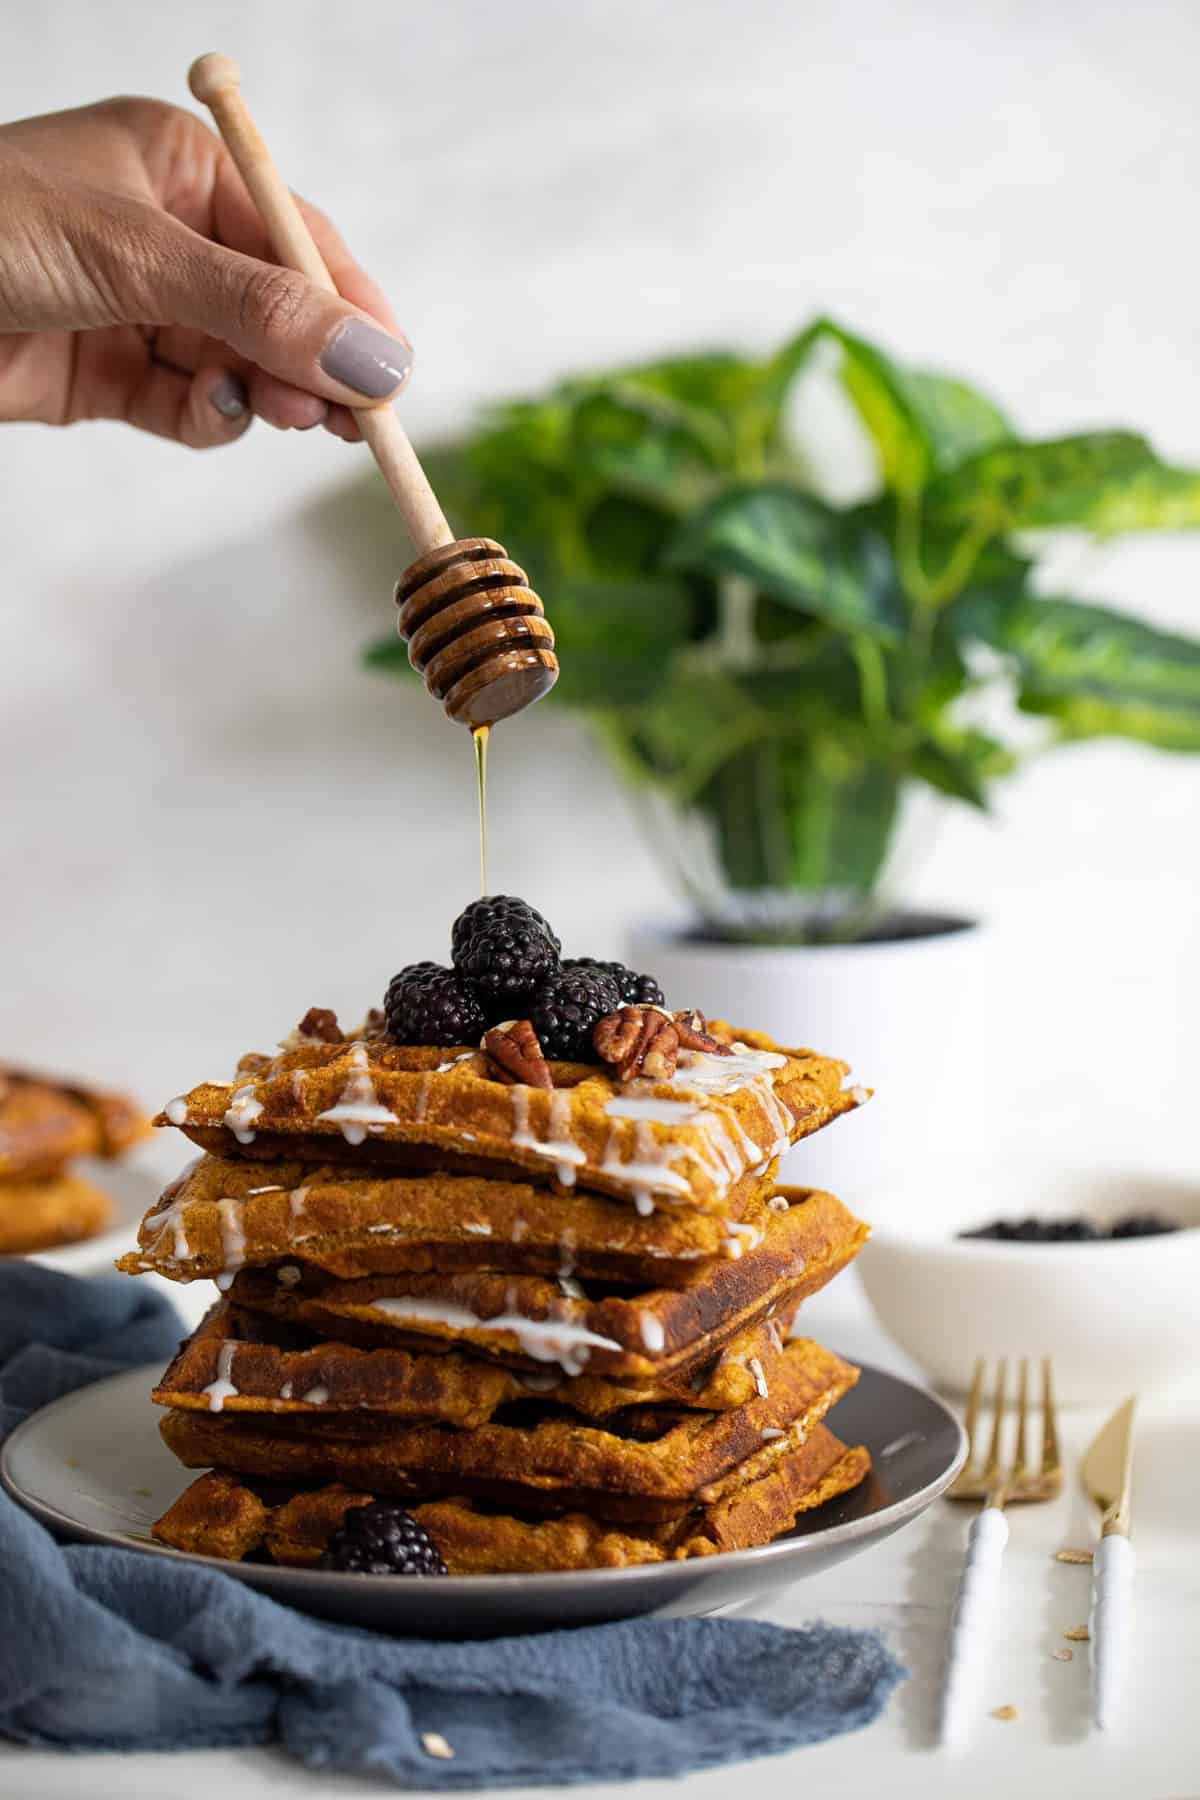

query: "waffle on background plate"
(0, 1067), (147, 1254)
(122, 947), (874, 1575)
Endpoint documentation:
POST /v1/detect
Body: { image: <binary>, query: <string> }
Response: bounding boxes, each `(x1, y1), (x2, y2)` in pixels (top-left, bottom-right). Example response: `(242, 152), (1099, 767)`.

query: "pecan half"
(672, 1010), (732, 1055)
(484, 1019), (553, 1090)
(296, 1006), (344, 1044)
(594, 1005), (680, 1082)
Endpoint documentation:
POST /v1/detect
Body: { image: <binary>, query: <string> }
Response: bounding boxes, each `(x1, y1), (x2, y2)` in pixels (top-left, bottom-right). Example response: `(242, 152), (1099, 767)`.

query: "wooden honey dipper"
(188, 54), (558, 728)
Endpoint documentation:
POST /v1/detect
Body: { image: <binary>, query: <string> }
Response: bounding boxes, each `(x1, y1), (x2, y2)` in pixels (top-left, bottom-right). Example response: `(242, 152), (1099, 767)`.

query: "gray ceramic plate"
(2, 1362), (965, 1637)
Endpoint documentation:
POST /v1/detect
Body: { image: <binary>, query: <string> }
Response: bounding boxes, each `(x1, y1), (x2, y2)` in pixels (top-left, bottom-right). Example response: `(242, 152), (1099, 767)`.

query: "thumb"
(141, 216), (412, 407)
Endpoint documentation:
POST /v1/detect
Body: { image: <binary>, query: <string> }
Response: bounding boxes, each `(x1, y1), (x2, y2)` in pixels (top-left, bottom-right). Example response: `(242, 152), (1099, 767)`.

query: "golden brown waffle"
(151, 1298), (803, 1425)
(226, 1189), (866, 1380)
(0, 1172), (113, 1254)
(154, 1300), (522, 1428)
(159, 1337), (858, 1523)
(116, 1155), (777, 1289)
(0, 1067), (145, 1181)
(151, 1422), (870, 1570)
(156, 1022), (863, 1216)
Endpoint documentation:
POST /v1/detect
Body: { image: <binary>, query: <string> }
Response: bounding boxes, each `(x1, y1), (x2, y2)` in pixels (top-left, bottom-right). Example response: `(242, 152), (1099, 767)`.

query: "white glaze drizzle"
(223, 1085), (264, 1145)
(216, 1196), (246, 1281)
(600, 1120), (692, 1210)
(202, 1341), (239, 1412)
(143, 1194), (190, 1262)
(603, 1096), (703, 1125)
(463, 1221), (492, 1236)
(301, 1384), (330, 1405)
(509, 1087), (586, 1188)
(279, 1381), (294, 1400)
(760, 1426), (785, 1441)
(721, 1218), (766, 1259)
(366, 1296), (621, 1376)
(748, 1355), (769, 1398)
(315, 1044), (398, 1145)
(639, 1315), (666, 1353)
(288, 1186), (309, 1218)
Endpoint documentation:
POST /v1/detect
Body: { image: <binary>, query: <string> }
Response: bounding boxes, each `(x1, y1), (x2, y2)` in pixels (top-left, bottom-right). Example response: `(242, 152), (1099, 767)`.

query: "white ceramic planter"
(629, 915), (985, 1216)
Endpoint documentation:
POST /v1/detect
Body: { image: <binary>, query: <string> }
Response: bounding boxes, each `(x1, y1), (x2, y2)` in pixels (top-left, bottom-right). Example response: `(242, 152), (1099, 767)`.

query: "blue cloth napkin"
(0, 1265), (904, 1787)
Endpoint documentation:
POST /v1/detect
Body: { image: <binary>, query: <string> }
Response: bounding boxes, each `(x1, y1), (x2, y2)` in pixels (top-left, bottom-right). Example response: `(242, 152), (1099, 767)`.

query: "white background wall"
(1, 0), (1196, 1194)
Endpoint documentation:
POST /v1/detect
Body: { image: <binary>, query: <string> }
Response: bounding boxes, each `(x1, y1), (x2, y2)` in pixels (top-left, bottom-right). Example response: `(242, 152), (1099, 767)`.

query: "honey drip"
(472, 723), (490, 895)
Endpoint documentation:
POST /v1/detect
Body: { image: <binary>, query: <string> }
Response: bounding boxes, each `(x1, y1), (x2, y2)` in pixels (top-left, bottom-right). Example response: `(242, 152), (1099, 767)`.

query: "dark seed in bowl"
(959, 1214), (1181, 1243)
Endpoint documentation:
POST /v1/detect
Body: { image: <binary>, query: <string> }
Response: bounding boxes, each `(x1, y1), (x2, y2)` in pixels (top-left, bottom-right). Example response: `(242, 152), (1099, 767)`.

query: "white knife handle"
(939, 1507), (1009, 1749)
(1090, 1533), (1134, 1731)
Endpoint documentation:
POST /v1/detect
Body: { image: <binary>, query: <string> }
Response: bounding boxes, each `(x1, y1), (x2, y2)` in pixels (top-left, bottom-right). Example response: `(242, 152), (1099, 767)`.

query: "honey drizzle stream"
(472, 723), (490, 895)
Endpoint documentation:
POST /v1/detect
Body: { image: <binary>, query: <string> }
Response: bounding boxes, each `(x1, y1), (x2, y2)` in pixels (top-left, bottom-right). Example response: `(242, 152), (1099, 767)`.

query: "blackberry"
(957, 1214), (1181, 1242)
(384, 963), (487, 1047)
(563, 957), (664, 1009)
(528, 966), (621, 1061)
(319, 1501), (448, 1576)
(451, 896), (561, 1009)
(1110, 1213), (1179, 1238)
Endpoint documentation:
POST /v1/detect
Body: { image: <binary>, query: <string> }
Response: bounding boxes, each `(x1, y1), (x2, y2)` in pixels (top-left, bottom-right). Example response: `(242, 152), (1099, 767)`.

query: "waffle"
(157, 1023), (863, 1215)
(159, 1336), (858, 1523)
(225, 1188), (865, 1380)
(0, 1171), (113, 1254)
(151, 1296), (803, 1425)
(116, 1154), (778, 1289)
(151, 1421), (870, 1570)
(0, 1067), (145, 1181)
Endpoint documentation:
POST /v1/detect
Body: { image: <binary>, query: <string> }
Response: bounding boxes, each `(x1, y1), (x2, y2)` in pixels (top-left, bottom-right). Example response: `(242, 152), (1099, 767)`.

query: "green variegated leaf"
(909, 727), (1016, 808)
(926, 432), (1200, 535)
(665, 483), (905, 640)
(566, 385), (730, 508)
(766, 320), (1013, 496)
(903, 370), (1014, 469)
(952, 590), (1200, 748)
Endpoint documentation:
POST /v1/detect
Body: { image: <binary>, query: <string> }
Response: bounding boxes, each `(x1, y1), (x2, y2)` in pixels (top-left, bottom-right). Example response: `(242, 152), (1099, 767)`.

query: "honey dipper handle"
(187, 53), (453, 553)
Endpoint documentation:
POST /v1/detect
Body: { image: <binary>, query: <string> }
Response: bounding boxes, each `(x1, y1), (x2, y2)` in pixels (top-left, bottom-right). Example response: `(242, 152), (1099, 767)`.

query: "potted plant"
(367, 319), (1200, 1193)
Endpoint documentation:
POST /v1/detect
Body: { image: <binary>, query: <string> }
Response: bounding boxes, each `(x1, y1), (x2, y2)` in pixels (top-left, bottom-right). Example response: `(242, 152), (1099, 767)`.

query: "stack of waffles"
(123, 1009), (873, 1572)
(0, 1067), (145, 1254)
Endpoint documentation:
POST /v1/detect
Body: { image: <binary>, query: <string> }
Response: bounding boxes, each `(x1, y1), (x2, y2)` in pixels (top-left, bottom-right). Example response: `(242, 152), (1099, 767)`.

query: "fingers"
(147, 325), (324, 432)
(125, 209), (412, 410)
(68, 328), (253, 447)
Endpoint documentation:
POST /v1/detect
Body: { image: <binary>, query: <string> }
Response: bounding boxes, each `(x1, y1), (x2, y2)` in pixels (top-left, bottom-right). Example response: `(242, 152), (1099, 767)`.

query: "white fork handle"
(939, 1507), (1009, 1749)
(1089, 1533), (1134, 1731)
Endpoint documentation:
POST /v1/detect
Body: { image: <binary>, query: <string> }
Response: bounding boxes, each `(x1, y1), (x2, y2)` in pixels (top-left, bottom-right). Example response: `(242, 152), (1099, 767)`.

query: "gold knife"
(1080, 1395), (1136, 1730)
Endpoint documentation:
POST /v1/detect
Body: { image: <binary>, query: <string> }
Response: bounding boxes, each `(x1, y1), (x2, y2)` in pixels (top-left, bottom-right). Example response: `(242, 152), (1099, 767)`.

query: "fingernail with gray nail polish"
(210, 374), (249, 419)
(320, 320), (412, 398)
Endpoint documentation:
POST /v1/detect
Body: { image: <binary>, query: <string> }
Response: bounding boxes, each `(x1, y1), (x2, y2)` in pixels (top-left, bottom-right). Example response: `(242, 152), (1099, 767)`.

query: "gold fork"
(939, 1358), (1062, 1747)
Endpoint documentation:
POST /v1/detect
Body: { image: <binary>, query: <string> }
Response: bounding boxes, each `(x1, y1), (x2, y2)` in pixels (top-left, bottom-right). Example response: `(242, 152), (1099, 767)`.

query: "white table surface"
(4, 1273), (1198, 1800)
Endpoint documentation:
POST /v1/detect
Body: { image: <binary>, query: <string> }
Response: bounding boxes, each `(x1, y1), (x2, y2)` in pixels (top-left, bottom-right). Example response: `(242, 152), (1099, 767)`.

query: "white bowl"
(856, 1165), (1200, 1405)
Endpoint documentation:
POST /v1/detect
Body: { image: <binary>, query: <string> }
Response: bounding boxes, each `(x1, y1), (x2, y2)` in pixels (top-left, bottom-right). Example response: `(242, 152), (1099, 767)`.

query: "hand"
(0, 96), (412, 448)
